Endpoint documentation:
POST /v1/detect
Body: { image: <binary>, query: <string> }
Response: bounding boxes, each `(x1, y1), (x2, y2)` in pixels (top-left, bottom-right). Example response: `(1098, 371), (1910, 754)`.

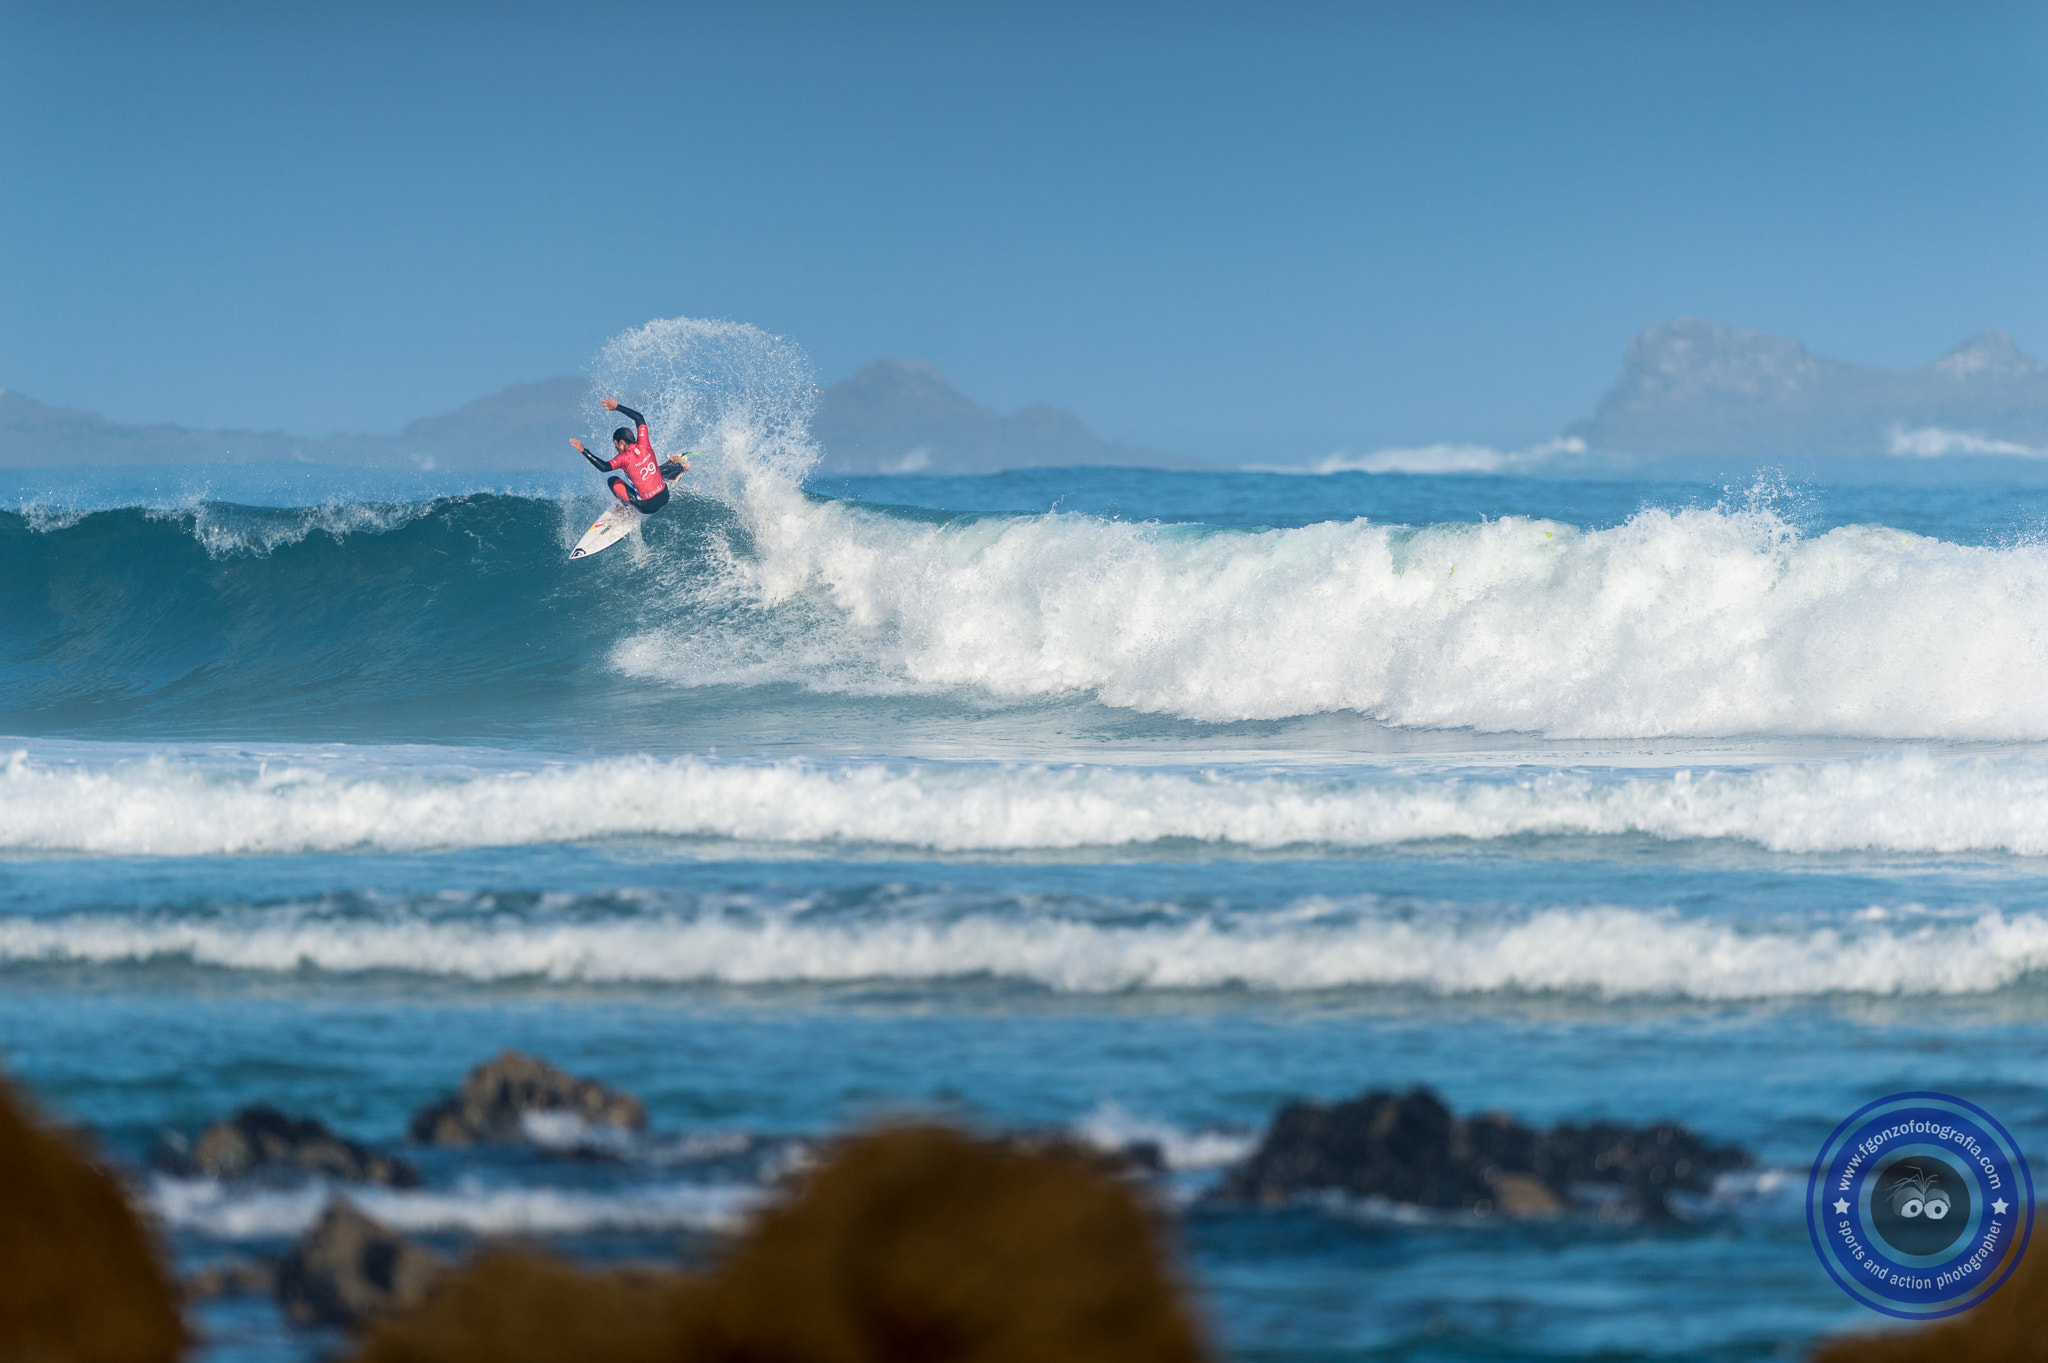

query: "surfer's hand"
(601, 398), (619, 411)
(569, 438), (585, 452)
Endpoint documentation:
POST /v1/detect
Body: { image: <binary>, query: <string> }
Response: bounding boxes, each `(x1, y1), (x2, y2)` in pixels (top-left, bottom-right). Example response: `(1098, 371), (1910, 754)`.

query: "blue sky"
(3, 2), (2044, 460)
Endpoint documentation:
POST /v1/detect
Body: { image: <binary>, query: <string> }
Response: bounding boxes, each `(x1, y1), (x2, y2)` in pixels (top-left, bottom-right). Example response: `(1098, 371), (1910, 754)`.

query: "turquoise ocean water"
(8, 330), (2048, 1359)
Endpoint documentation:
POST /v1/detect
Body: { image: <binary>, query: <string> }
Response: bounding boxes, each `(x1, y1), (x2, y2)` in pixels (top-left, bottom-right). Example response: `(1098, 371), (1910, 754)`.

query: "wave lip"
(10, 897), (2048, 1000)
(7, 746), (2048, 858)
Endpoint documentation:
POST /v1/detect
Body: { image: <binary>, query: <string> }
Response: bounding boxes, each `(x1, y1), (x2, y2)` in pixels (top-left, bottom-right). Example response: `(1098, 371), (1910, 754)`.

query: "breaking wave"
(9, 316), (2048, 743)
(5, 745), (2048, 857)
(149, 1175), (760, 1239)
(629, 486), (2048, 737)
(12, 892), (2048, 999)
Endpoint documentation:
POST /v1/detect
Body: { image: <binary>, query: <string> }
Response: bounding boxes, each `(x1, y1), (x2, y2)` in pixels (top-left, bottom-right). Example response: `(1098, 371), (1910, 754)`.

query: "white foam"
(157, 499), (434, 558)
(14, 894), (2048, 999)
(625, 482), (2048, 739)
(1071, 1101), (1256, 1170)
(587, 318), (820, 504)
(9, 745), (2048, 858)
(503, 1111), (767, 1166)
(559, 319), (2048, 741)
(14, 496), (97, 533)
(4, 476), (434, 557)
(148, 1175), (759, 1239)
(1887, 425), (2043, 458)
(517, 1110), (640, 1158)
(1296, 435), (1588, 475)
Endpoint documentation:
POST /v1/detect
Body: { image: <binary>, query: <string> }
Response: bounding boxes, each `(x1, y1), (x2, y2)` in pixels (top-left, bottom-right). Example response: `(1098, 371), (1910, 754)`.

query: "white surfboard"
(569, 502), (642, 559)
(569, 466), (686, 560)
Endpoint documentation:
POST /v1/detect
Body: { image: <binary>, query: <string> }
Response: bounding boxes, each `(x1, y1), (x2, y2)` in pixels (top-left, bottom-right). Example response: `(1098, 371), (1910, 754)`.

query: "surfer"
(571, 399), (687, 514)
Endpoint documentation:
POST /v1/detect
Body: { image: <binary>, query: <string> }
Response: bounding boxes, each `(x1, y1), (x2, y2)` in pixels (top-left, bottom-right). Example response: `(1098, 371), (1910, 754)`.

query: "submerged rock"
(276, 1200), (443, 1327)
(407, 1050), (647, 1147)
(162, 1105), (419, 1186)
(1213, 1086), (1746, 1219)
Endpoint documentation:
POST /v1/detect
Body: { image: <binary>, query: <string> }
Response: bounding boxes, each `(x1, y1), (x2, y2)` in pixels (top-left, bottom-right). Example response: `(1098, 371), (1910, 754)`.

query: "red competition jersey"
(609, 423), (665, 499)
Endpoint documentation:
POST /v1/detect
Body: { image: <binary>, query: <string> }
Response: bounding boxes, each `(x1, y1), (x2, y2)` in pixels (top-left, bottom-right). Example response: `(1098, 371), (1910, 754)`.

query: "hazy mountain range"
(810, 360), (1174, 472)
(0, 363), (1164, 474)
(1569, 318), (2048, 459)
(8, 320), (2048, 474)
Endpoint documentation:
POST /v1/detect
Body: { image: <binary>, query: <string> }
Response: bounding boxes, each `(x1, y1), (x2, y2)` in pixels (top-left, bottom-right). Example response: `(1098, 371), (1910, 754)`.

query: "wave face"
(0, 491), (754, 738)
(9, 320), (2048, 743)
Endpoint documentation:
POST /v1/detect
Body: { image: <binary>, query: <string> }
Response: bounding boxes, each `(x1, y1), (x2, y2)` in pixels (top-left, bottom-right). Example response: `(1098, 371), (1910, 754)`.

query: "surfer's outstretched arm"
(601, 397), (648, 429)
(569, 439), (610, 473)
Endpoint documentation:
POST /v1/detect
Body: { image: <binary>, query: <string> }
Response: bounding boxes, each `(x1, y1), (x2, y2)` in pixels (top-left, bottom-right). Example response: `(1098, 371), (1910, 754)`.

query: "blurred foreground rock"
(163, 1104), (419, 1185)
(184, 1256), (279, 1300)
(0, 1074), (183, 1363)
(354, 1253), (712, 1363)
(353, 1124), (1209, 1363)
(1213, 1086), (1748, 1219)
(278, 1200), (445, 1327)
(1811, 1238), (2047, 1361)
(408, 1050), (646, 1146)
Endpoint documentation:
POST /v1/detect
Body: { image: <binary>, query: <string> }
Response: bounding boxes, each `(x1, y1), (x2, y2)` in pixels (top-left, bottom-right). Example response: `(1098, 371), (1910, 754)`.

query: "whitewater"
(636, 487), (2048, 737)
(8, 745), (2048, 858)
(9, 318), (2048, 1363)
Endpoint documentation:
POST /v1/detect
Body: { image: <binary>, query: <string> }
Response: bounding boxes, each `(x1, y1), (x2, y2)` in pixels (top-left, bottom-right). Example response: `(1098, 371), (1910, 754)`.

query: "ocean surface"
(8, 322), (2048, 1360)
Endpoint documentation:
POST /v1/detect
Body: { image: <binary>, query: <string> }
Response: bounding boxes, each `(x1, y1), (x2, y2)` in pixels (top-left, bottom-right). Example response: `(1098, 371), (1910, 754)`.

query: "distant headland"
(9, 320), (2048, 474)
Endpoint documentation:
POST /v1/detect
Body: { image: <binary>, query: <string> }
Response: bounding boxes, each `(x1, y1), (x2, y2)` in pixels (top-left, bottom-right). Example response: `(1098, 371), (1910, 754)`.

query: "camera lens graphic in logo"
(1808, 1092), (2034, 1320)
(1869, 1156), (1969, 1257)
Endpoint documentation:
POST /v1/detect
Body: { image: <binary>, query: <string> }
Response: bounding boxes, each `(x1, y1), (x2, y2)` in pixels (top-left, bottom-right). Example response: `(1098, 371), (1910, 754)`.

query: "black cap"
(612, 427), (635, 445)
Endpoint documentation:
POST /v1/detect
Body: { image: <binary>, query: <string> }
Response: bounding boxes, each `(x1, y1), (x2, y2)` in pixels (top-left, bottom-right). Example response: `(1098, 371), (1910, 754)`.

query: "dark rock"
(407, 1050), (647, 1148)
(1215, 1088), (1491, 1209)
(1212, 1086), (1748, 1219)
(160, 1105), (419, 1187)
(275, 1200), (443, 1328)
(1115, 1140), (1168, 1175)
(1539, 1120), (1749, 1221)
(184, 1256), (277, 1300)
